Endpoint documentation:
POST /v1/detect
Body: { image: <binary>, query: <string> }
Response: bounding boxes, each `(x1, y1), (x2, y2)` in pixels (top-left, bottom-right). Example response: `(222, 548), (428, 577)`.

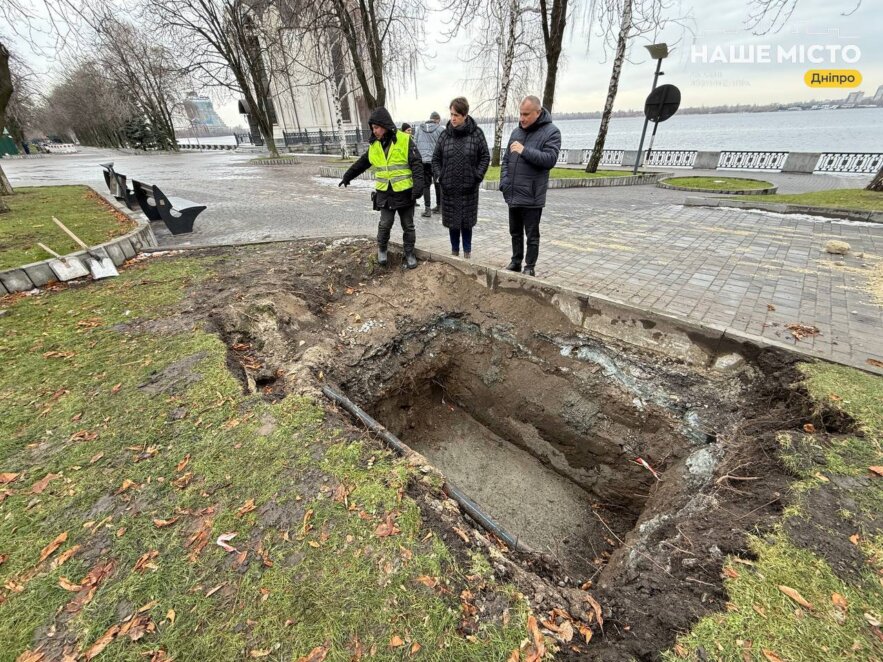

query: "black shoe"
(451, 250), (460, 257)
(405, 253), (418, 269)
(378, 248), (388, 266)
(431, 206), (440, 213)
(523, 266), (535, 277)
(505, 261), (521, 272)
(421, 207), (432, 218)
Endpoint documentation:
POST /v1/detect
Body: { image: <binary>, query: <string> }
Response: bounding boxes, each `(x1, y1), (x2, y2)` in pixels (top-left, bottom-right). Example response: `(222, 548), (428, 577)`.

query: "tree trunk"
(0, 42), (15, 199)
(540, 0), (568, 112)
(492, 0), (518, 167)
(867, 166), (883, 192)
(586, 0), (632, 173)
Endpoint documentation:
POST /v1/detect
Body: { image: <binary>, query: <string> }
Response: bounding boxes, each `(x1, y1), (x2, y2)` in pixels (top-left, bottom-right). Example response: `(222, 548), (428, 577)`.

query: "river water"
(179, 107), (883, 153)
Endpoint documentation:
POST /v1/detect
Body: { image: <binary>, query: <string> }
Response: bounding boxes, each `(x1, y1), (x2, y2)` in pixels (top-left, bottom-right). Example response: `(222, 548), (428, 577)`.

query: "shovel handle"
(37, 242), (61, 258)
(52, 216), (89, 249)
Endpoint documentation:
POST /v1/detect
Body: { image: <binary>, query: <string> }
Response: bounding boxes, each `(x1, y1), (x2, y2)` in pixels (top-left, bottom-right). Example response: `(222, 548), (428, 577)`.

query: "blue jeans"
(450, 227), (472, 253)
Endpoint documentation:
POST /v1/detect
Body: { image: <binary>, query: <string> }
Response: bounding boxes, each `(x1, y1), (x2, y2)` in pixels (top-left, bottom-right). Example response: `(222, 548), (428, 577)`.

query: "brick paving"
(5, 149), (881, 372)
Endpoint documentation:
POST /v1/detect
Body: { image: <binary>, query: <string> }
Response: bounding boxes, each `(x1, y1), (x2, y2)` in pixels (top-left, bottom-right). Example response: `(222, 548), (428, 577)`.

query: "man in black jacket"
(500, 96), (561, 277)
(339, 107), (425, 269)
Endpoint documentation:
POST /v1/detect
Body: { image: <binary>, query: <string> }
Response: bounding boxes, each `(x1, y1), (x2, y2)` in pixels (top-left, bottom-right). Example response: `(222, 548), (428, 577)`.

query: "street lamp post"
(633, 43), (669, 175)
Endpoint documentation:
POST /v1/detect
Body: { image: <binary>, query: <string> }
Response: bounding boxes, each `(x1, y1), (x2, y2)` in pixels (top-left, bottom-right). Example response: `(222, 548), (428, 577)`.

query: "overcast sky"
(8, 0), (880, 128)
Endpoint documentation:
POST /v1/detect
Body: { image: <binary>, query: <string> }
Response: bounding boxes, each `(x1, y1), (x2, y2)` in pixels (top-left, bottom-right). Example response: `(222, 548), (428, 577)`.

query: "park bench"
(99, 162), (140, 212)
(133, 180), (205, 235)
(99, 162), (118, 196)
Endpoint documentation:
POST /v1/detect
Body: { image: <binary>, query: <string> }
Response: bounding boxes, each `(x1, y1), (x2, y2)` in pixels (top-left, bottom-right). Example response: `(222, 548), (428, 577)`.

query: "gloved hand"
(339, 180), (349, 188)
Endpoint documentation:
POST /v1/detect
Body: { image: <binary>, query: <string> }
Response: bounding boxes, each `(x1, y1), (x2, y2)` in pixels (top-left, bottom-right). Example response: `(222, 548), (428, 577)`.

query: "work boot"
(405, 253), (418, 269)
(421, 207), (432, 218)
(451, 250), (459, 257)
(505, 260), (521, 272)
(377, 247), (388, 266)
(523, 266), (535, 277)
(431, 206), (440, 214)
(464, 251), (471, 259)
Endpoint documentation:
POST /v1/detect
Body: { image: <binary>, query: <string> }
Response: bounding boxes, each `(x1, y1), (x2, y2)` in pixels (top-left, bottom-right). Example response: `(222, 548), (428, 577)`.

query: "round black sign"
(644, 84), (681, 122)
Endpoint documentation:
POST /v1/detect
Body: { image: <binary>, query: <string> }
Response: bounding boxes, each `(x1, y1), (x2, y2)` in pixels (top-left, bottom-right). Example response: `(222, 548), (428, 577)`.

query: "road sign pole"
(633, 57), (664, 175)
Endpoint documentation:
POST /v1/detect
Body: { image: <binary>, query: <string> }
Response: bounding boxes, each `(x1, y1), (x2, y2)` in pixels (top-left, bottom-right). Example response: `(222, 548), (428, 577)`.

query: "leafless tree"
(538, 0), (569, 112)
(281, 0), (426, 113)
(867, 167), (882, 192)
(36, 58), (133, 147)
(584, 0), (687, 172)
(443, 0), (545, 166)
(746, 0), (862, 34)
(146, 0), (284, 156)
(0, 43), (14, 205)
(4, 56), (39, 152)
(88, 13), (184, 150)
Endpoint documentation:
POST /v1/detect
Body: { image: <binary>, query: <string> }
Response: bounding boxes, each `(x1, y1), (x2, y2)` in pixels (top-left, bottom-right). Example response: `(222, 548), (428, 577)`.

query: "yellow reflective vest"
(368, 131), (413, 192)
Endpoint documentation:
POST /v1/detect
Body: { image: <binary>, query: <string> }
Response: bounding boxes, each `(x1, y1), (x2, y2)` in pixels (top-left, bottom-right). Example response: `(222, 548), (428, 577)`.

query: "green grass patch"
(667, 361), (883, 661)
(0, 186), (136, 271)
(740, 188), (883, 212)
(664, 176), (774, 190)
(0, 255), (529, 661)
(484, 166), (630, 181)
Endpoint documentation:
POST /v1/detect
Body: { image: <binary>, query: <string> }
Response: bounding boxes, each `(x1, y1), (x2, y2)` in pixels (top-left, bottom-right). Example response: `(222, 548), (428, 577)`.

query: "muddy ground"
(143, 239), (855, 661)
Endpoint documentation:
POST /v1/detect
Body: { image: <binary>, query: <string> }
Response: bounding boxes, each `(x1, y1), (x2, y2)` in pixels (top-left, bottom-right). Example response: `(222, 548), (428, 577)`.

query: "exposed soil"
(141, 239), (851, 660)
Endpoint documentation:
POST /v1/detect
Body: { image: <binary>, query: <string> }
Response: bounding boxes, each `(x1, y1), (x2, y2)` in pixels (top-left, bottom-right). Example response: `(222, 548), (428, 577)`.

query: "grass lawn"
(0, 186), (136, 271)
(664, 176), (774, 190)
(0, 256), (529, 661)
(665, 362), (883, 661)
(484, 166), (631, 181)
(739, 188), (883, 212)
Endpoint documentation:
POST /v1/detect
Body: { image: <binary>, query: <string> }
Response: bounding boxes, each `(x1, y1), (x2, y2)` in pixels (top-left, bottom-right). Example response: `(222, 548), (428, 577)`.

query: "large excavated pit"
(198, 240), (822, 660)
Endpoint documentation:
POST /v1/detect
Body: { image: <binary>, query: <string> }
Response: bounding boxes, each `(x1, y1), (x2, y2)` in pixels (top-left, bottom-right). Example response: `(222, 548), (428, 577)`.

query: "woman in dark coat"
(431, 97), (490, 258)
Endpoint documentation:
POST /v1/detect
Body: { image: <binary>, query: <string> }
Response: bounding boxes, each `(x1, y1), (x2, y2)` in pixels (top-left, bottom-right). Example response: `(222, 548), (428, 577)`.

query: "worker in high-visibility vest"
(339, 107), (425, 269)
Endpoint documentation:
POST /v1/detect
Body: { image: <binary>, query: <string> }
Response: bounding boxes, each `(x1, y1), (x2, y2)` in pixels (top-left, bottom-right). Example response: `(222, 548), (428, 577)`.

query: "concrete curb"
(0, 187), (159, 294)
(250, 157), (301, 166)
(684, 196), (883, 223)
(317, 166), (665, 189)
(398, 244), (882, 376)
(658, 178), (777, 195)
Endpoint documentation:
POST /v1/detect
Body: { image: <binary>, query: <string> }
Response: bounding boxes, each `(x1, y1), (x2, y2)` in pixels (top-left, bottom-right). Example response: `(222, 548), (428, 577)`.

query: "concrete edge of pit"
(399, 244), (882, 377)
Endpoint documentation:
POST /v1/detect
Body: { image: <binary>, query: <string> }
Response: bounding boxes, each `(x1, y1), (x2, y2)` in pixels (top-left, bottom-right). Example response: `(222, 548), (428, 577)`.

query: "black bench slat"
(152, 185), (205, 235)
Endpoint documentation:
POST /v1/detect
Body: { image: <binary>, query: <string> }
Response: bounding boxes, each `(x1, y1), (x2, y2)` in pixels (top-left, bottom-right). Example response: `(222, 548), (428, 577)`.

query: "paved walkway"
(4, 149), (881, 373)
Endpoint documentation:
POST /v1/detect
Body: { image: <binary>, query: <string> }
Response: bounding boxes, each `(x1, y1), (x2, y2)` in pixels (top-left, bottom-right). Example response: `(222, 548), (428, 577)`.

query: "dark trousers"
(422, 163), (441, 208)
(449, 227), (472, 253)
(378, 204), (416, 252)
(508, 207), (542, 267)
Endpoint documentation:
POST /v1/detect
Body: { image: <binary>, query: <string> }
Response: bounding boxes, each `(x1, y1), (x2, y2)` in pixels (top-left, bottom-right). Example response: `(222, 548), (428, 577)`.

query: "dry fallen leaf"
(249, 650), (270, 658)
(832, 593), (848, 610)
(778, 585), (813, 610)
(83, 624), (121, 660)
(389, 636), (404, 648)
(869, 466), (883, 477)
(166, 609), (176, 625)
(374, 513), (400, 538)
(39, 532), (68, 563)
(761, 650), (784, 662)
(14, 649), (45, 662)
(295, 645), (329, 662)
(803, 423), (816, 434)
(116, 479), (136, 494)
(753, 604), (767, 618)
(111, 383), (122, 394)
(176, 454), (191, 473)
(524, 615), (546, 662)
(557, 620), (574, 643)
(415, 576), (438, 589)
(867, 358), (883, 369)
(578, 624), (593, 644)
(58, 577), (81, 591)
(237, 499), (257, 516)
(585, 593), (604, 629)
(0, 472), (20, 484)
(152, 517), (179, 528)
(850, 534), (861, 545)
(30, 473), (61, 495)
(723, 567), (739, 579)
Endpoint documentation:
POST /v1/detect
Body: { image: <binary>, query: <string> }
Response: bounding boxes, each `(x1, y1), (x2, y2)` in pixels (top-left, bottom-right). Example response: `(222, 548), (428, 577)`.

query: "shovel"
(37, 242), (91, 281)
(51, 216), (119, 279)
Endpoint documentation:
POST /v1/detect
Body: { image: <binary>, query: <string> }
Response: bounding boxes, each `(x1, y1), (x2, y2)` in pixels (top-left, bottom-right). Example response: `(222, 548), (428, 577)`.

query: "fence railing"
(282, 127), (366, 148)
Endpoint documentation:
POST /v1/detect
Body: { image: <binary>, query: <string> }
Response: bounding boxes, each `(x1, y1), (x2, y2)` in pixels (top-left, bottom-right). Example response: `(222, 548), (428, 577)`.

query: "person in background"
(401, 123), (413, 135)
(339, 107), (424, 269)
(413, 111), (443, 217)
(431, 97), (490, 259)
(500, 95), (561, 277)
